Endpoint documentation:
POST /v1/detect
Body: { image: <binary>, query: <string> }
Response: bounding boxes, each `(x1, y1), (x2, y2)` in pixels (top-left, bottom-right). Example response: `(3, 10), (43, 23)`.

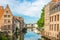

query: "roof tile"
(0, 6), (4, 18)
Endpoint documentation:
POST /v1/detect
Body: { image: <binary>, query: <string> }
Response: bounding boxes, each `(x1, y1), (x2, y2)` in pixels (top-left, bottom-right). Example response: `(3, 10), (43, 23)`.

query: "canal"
(24, 31), (41, 40)
(5, 31), (41, 40)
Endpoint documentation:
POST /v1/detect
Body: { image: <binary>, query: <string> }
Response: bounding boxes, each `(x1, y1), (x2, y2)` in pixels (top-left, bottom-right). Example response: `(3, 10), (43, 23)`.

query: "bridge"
(27, 27), (40, 34)
(25, 24), (41, 34)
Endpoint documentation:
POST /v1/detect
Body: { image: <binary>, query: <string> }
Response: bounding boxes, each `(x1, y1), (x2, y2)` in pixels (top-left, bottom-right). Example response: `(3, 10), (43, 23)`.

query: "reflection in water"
(12, 34), (21, 40)
(7, 34), (20, 40)
(24, 31), (41, 40)
(7, 31), (41, 40)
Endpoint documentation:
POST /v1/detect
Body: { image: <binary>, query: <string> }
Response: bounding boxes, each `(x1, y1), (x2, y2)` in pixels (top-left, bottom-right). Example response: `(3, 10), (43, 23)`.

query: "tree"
(37, 8), (44, 29)
(0, 32), (8, 40)
(38, 38), (41, 40)
(22, 27), (27, 34)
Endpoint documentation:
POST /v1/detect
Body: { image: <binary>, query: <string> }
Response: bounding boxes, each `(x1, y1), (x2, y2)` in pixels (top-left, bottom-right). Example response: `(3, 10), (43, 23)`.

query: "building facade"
(13, 16), (24, 33)
(0, 5), (13, 35)
(0, 5), (24, 37)
(44, 0), (60, 40)
(13, 16), (24, 40)
(13, 16), (21, 34)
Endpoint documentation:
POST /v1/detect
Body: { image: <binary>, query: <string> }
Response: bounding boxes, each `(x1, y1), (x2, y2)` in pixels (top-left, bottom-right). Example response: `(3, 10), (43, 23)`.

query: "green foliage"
(0, 32), (8, 40)
(22, 27), (27, 34)
(38, 38), (41, 40)
(37, 8), (44, 29)
(0, 36), (7, 40)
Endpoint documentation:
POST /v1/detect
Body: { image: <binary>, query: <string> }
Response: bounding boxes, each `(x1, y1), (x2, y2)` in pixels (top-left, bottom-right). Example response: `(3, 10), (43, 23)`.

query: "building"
(13, 16), (24, 40)
(13, 16), (24, 33)
(0, 5), (24, 37)
(13, 16), (21, 34)
(0, 5), (13, 35)
(43, 0), (60, 40)
(19, 17), (24, 40)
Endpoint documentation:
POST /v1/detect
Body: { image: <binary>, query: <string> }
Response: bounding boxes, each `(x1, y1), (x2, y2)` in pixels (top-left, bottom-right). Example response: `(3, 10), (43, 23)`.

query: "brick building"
(0, 5), (13, 35)
(0, 5), (24, 36)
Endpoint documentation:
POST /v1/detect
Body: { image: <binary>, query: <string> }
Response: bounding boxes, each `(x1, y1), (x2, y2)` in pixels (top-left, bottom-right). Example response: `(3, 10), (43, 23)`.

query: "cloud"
(0, 0), (51, 23)
(16, 0), (37, 3)
(26, 0), (37, 3)
(0, 0), (50, 18)
(16, 0), (24, 3)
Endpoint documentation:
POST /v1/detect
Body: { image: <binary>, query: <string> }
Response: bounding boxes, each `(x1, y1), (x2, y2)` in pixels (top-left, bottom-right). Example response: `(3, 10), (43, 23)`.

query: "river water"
(6, 31), (41, 40)
(24, 31), (41, 40)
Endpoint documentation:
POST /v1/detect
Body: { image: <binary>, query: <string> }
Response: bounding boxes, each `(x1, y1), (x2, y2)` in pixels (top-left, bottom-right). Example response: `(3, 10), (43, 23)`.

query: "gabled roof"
(5, 5), (13, 16)
(0, 6), (4, 18)
(0, 5), (12, 19)
(5, 5), (10, 10)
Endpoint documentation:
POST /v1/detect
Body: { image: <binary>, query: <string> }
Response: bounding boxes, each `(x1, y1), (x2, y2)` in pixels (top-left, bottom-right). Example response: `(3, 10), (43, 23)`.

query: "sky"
(0, 0), (51, 24)
(24, 31), (41, 40)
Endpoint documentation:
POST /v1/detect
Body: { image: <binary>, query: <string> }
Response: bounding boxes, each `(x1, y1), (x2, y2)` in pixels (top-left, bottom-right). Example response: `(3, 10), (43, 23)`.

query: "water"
(24, 31), (41, 40)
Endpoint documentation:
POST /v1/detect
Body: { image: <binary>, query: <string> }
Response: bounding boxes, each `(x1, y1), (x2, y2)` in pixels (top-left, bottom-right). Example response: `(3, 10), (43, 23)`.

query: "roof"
(52, 0), (60, 2)
(0, 6), (4, 18)
(52, 0), (57, 2)
(13, 16), (24, 22)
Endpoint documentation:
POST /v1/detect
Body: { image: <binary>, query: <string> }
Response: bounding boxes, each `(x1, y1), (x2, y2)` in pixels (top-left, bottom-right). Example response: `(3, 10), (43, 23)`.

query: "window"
(8, 15), (10, 17)
(50, 24), (51, 30)
(50, 17), (51, 22)
(57, 15), (59, 21)
(8, 25), (10, 30)
(57, 35), (59, 38)
(6, 11), (8, 13)
(4, 15), (7, 17)
(8, 20), (10, 23)
(57, 5), (60, 11)
(52, 16), (53, 22)
(59, 6), (60, 10)
(57, 24), (59, 31)
(55, 15), (56, 21)
(52, 24), (53, 30)
(55, 7), (57, 12)
(54, 24), (56, 31)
